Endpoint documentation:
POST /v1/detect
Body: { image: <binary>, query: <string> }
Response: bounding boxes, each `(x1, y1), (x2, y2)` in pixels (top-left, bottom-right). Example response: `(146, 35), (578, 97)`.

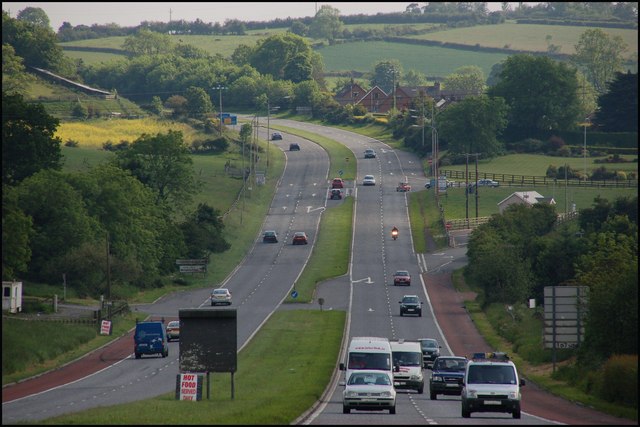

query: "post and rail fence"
(439, 169), (637, 189)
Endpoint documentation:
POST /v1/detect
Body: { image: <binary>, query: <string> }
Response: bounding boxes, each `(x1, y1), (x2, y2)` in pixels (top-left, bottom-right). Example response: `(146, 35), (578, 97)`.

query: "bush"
(508, 138), (544, 153)
(594, 354), (638, 407)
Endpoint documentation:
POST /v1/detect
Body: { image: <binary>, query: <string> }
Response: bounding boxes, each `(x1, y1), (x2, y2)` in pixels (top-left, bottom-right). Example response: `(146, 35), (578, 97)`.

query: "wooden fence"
(439, 170), (637, 189)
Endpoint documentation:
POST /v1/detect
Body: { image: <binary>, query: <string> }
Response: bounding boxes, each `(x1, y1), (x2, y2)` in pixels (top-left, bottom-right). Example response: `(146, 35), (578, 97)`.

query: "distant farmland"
(318, 41), (510, 77)
(407, 22), (638, 57)
(58, 22), (638, 76)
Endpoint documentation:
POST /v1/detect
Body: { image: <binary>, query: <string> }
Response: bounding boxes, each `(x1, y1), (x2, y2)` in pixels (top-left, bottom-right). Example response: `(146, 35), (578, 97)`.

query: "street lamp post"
(213, 85), (227, 136)
(583, 117), (590, 182)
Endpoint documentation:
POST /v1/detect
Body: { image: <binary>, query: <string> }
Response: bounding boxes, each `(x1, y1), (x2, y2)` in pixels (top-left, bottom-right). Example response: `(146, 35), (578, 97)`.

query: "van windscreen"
(348, 352), (391, 370)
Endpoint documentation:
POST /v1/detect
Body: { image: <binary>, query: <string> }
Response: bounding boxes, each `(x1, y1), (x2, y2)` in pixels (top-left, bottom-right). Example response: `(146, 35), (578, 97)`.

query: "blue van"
(134, 321), (169, 359)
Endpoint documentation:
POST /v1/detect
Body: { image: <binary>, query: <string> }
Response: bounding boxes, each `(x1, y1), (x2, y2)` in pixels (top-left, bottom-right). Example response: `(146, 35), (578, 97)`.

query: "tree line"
(2, 92), (230, 297)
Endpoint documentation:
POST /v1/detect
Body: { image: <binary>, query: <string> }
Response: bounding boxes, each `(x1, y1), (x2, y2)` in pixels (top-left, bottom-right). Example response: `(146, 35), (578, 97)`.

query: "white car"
(210, 288), (232, 306)
(362, 175), (376, 186)
(343, 370), (396, 414)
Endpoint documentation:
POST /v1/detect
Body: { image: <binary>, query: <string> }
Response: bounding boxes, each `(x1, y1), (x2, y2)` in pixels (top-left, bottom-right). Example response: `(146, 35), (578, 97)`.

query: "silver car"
(362, 174), (376, 186)
(343, 370), (396, 414)
(210, 288), (232, 306)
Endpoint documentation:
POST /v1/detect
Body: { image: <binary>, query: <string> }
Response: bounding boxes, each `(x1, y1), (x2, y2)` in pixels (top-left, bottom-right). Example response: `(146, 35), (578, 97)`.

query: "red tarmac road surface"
(3, 275), (637, 425)
(2, 330), (135, 402)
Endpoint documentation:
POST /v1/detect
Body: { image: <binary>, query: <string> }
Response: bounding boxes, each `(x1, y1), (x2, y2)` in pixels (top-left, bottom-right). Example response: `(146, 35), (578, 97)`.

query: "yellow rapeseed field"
(55, 118), (203, 149)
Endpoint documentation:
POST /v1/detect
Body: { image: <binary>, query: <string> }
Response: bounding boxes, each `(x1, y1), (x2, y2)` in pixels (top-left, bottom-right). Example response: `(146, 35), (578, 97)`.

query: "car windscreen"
(348, 373), (391, 385)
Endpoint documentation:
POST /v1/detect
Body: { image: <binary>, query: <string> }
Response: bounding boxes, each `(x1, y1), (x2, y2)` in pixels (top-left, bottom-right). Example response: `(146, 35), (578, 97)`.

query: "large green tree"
(122, 28), (173, 56)
(16, 6), (50, 29)
(594, 71), (638, 132)
(249, 33), (319, 83)
(14, 170), (102, 284)
(443, 65), (486, 94)
(185, 86), (214, 118)
(572, 28), (628, 94)
(2, 185), (32, 280)
(113, 130), (198, 213)
(2, 10), (66, 71)
(2, 43), (36, 96)
(488, 54), (581, 141)
(576, 229), (638, 358)
(371, 59), (403, 94)
(67, 164), (169, 281)
(180, 203), (230, 259)
(308, 5), (343, 41)
(2, 91), (62, 185)
(438, 95), (508, 157)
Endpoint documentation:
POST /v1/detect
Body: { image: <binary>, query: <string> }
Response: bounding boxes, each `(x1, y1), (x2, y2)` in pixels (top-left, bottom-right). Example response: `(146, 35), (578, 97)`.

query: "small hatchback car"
(166, 320), (180, 341)
(329, 189), (343, 200)
(292, 231), (308, 245)
(364, 148), (376, 158)
(343, 370), (396, 414)
(263, 230), (278, 243)
(331, 178), (344, 188)
(393, 270), (411, 286)
(362, 175), (376, 186)
(289, 143), (300, 151)
(210, 288), (232, 306)
(418, 338), (442, 367)
(271, 132), (283, 140)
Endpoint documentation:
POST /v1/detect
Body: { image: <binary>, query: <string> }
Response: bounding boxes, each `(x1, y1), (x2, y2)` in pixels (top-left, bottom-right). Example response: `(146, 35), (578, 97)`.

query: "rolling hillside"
(58, 22), (638, 77)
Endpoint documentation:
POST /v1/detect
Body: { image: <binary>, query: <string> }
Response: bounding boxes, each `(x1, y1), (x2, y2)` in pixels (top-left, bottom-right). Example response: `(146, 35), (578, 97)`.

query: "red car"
(292, 231), (308, 245)
(396, 182), (411, 192)
(331, 178), (344, 188)
(393, 270), (411, 286)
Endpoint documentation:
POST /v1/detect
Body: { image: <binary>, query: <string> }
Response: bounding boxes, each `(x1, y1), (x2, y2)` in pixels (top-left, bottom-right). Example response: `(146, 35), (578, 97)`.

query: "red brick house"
(334, 81), (367, 106)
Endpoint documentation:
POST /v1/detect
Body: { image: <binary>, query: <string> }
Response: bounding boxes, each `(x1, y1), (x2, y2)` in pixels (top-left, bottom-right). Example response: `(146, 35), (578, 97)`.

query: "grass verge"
(36, 310), (345, 425)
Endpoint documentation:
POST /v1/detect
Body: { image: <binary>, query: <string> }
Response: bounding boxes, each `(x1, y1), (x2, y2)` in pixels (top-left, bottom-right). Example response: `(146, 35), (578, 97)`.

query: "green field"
(59, 29), (288, 62)
(409, 22), (638, 57)
(318, 41), (510, 76)
(440, 153), (639, 177)
(58, 22), (638, 76)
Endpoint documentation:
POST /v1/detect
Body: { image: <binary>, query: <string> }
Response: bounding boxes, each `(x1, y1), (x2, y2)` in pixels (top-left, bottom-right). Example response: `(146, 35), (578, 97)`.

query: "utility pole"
(213, 85), (227, 136)
(266, 97), (270, 173)
(475, 154), (479, 219)
(105, 232), (111, 302)
(464, 153), (481, 221)
(465, 155), (469, 228)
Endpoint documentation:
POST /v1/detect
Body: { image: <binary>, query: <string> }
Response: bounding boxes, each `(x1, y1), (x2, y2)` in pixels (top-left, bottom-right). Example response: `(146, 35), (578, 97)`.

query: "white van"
(339, 336), (393, 385)
(390, 339), (425, 393)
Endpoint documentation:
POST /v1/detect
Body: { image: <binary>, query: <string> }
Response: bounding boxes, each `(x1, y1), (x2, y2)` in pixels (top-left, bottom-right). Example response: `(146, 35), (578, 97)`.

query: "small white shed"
(2, 281), (23, 313)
